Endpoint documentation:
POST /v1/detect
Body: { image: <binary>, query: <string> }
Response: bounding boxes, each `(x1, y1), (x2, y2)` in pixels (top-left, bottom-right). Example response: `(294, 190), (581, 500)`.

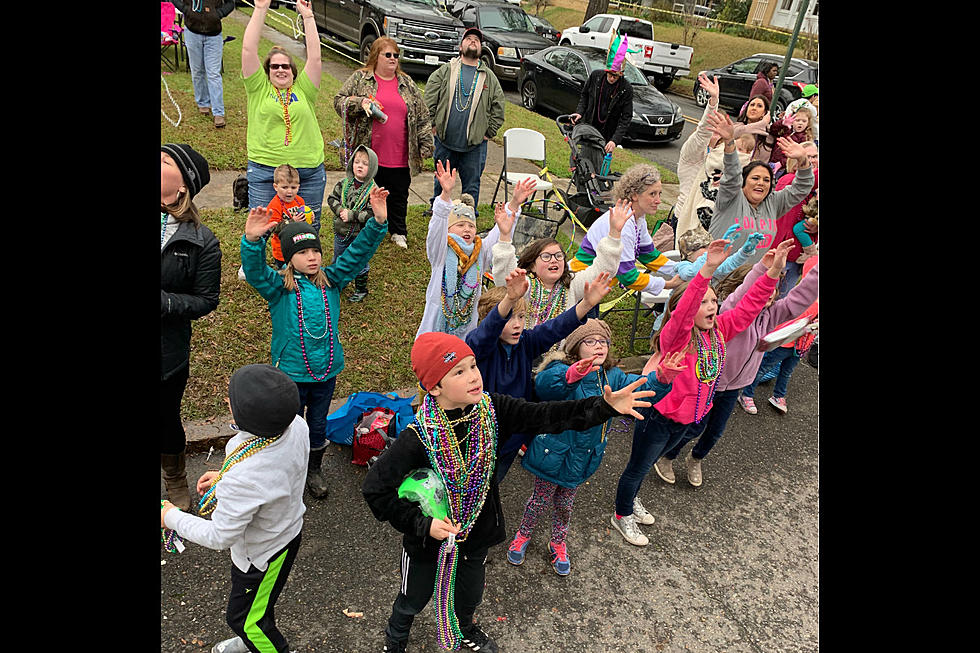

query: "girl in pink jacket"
(609, 237), (792, 547)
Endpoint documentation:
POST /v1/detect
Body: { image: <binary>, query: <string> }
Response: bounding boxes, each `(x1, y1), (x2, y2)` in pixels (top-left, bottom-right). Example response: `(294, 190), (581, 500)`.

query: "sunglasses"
(537, 251), (565, 262)
(382, 52), (399, 59)
(268, 63), (292, 70)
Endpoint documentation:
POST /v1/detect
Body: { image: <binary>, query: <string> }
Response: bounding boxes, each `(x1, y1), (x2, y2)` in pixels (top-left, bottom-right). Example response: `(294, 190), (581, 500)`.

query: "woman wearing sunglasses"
(241, 0), (328, 232)
(334, 37), (433, 250)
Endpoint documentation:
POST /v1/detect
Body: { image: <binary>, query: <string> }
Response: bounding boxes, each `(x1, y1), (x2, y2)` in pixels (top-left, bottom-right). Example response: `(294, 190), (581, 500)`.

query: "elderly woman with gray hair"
(569, 164), (681, 308)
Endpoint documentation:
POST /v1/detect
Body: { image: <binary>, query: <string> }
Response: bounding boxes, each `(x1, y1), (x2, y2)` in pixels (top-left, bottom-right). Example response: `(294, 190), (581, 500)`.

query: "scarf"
(438, 234), (483, 335)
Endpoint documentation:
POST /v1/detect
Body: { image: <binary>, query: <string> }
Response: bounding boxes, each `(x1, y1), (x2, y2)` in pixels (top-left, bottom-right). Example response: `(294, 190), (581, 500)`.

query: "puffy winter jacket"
(170, 0), (235, 37)
(161, 219), (222, 381)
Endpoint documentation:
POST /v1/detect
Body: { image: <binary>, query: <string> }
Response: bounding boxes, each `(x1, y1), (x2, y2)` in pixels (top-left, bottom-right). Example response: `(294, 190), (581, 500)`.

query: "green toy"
(397, 468), (449, 521)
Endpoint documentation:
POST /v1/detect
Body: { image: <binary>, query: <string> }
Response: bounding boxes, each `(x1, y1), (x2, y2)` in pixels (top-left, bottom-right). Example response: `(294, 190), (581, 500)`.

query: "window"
(544, 50), (568, 70)
(462, 7), (476, 23)
(565, 52), (588, 79)
(582, 15), (606, 31)
(780, 0), (795, 10)
(732, 57), (761, 74)
(618, 20), (653, 40)
(479, 7), (534, 32)
(597, 17), (613, 33)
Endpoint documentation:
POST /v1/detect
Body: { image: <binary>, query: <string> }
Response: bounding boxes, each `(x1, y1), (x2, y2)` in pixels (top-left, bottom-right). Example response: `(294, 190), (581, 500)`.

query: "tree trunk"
(584, 0), (610, 23)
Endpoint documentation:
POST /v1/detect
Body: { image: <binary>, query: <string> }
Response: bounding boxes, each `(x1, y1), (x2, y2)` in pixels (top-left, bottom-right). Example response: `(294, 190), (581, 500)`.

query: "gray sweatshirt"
(709, 150), (814, 266)
(164, 415), (309, 572)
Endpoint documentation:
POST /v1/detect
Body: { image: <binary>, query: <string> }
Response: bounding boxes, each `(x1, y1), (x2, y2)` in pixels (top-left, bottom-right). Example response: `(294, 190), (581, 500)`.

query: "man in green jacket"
(425, 27), (505, 213)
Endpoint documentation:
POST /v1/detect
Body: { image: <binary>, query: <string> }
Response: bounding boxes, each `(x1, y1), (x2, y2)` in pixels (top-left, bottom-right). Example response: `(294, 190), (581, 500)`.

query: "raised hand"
(767, 239), (795, 275)
(698, 73), (719, 102)
(776, 137), (807, 163)
(722, 224), (742, 249)
(602, 376), (659, 420)
(733, 113), (771, 139)
(494, 202), (515, 242)
(566, 355), (599, 384)
(656, 350), (687, 385)
(702, 238), (731, 275)
(244, 206), (276, 241)
(368, 186), (390, 223)
(295, 0), (313, 18)
(741, 232), (765, 255)
(504, 267), (529, 301)
(608, 199), (634, 238)
(435, 160), (457, 198)
(582, 271), (613, 308)
(706, 110), (735, 142)
(511, 177), (537, 207)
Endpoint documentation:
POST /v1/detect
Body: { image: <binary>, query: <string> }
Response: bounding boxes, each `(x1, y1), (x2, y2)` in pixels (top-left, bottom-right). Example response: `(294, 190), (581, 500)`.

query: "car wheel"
(481, 51), (495, 73)
(653, 75), (673, 92)
(360, 34), (376, 65)
(559, 39), (571, 46)
(521, 80), (538, 110)
(694, 81), (709, 107)
(774, 94), (791, 115)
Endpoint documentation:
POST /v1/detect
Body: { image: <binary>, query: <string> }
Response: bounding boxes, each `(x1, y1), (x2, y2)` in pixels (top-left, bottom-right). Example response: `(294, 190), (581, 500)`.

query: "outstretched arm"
(295, 0), (321, 88)
(241, 0), (270, 79)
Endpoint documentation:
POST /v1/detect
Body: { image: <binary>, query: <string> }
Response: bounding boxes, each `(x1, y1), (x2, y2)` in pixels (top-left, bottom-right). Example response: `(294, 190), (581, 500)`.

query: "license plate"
(664, 67), (674, 75)
(655, 127), (668, 136)
(425, 55), (439, 65)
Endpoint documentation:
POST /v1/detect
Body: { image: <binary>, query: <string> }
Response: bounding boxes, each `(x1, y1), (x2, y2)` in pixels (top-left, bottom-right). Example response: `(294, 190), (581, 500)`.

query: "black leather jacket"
(575, 69), (634, 146)
(161, 219), (222, 380)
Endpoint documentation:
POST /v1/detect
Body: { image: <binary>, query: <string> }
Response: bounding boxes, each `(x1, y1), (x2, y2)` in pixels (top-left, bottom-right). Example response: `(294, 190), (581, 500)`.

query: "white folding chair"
(490, 128), (554, 208)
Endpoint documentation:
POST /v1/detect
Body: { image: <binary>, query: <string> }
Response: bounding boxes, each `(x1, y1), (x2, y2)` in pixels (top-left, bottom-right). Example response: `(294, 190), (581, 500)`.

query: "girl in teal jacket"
(506, 319), (684, 575)
(241, 187), (389, 499)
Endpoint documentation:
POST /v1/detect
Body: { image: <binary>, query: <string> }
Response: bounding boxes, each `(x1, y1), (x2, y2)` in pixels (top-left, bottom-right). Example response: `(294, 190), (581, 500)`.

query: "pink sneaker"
(768, 396), (788, 414)
(738, 395), (758, 414)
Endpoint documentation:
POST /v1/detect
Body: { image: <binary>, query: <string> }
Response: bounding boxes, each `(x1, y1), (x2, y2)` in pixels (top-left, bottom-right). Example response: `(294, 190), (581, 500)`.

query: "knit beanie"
(563, 319), (612, 356)
(228, 364), (300, 438)
(411, 332), (476, 391)
(161, 143), (210, 199)
(448, 194), (477, 228)
(677, 227), (712, 260)
(279, 221), (322, 264)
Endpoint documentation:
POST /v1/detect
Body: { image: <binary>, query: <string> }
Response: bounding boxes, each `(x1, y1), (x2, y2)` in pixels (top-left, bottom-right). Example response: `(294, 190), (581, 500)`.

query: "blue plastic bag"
(324, 391), (416, 446)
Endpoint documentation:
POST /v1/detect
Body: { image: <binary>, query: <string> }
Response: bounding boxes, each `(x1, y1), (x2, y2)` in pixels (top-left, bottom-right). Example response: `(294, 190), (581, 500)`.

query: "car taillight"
(556, 32), (561, 39)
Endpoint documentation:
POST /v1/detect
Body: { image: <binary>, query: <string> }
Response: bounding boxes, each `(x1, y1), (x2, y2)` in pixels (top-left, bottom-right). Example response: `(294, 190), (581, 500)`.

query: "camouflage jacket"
(333, 70), (434, 177)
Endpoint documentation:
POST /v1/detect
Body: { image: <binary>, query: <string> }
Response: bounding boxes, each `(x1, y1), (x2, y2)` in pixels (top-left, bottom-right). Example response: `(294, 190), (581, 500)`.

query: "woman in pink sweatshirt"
(653, 249), (818, 488)
(609, 237), (792, 547)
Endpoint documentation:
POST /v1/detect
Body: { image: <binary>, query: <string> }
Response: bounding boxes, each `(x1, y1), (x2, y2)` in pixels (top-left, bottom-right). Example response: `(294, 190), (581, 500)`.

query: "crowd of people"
(160, 3), (818, 651)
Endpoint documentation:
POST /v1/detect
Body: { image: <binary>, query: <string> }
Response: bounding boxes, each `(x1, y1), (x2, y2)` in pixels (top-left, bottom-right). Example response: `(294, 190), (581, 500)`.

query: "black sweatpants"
(385, 545), (488, 644)
(160, 365), (189, 455)
(226, 532), (302, 653)
(373, 165), (412, 238)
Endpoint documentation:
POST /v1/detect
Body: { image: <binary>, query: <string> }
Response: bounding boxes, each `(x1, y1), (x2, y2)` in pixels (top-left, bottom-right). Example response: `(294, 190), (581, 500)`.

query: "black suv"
(446, 0), (554, 82)
(310, 0), (463, 73)
(693, 53), (818, 114)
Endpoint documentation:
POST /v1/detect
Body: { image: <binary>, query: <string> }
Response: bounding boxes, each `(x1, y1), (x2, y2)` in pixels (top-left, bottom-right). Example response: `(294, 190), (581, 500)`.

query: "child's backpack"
(232, 174), (249, 210)
(352, 408), (396, 467)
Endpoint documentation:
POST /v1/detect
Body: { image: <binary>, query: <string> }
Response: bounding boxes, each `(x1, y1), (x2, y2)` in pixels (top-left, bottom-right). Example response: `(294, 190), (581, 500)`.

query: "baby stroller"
(556, 114), (620, 229)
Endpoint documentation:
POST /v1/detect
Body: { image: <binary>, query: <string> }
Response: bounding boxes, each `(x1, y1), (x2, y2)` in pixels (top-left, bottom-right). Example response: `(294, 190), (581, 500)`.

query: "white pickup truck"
(560, 14), (693, 91)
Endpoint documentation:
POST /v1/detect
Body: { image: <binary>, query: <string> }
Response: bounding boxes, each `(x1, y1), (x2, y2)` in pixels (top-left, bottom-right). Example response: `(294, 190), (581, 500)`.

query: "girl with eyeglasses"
(610, 237), (791, 546)
(334, 37), (434, 250)
(505, 319), (685, 575)
(241, 0), (329, 232)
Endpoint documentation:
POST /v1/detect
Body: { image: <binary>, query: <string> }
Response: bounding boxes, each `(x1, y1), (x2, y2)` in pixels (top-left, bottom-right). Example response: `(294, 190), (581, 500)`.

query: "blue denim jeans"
(295, 376), (337, 451)
(183, 29), (225, 116)
(333, 235), (369, 277)
(777, 260), (802, 300)
(247, 161), (327, 232)
(614, 408), (704, 516)
(431, 136), (488, 211)
(662, 388), (740, 461)
(742, 348), (800, 400)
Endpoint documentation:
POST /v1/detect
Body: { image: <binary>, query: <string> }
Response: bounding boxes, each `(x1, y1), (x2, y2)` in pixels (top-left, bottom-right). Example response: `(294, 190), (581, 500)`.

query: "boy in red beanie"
(362, 331), (659, 653)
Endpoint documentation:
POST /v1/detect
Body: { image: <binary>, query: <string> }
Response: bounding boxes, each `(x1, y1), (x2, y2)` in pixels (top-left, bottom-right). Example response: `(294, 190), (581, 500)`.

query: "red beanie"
(411, 332), (475, 391)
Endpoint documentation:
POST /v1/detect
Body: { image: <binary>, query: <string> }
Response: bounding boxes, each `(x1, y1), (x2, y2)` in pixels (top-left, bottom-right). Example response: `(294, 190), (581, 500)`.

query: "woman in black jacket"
(570, 61), (634, 155)
(161, 144), (222, 510)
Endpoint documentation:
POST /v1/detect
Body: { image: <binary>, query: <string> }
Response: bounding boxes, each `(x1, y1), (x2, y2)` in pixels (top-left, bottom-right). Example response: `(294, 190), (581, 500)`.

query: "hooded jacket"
(170, 0), (235, 37)
(425, 57), (506, 149)
(161, 220), (222, 380)
(362, 392), (620, 561)
(327, 144), (379, 238)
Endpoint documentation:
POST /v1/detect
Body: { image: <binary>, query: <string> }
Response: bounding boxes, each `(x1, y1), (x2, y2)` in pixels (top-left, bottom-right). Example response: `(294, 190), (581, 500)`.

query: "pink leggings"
(517, 476), (578, 544)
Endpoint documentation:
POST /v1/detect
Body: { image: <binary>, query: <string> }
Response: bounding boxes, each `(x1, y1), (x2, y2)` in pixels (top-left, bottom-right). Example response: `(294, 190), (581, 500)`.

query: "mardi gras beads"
(161, 500), (185, 554)
(296, 282), (335, 380)
(198, 435), (281, 517)
(526, 277), (567, 328)
(692, 329), (726, 424)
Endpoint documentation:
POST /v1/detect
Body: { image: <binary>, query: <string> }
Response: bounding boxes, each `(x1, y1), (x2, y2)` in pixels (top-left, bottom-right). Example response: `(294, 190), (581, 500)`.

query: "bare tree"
(531, 0), (554, 16)
(584, 0), (610, 23)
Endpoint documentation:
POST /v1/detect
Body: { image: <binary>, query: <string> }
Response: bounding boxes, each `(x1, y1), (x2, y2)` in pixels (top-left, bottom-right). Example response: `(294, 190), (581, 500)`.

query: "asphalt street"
(160, 361), (819, 653)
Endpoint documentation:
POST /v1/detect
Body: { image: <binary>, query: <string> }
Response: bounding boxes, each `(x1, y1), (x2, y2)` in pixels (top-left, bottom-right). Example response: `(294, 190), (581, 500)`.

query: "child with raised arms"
(362, 332), (658, 652)
(240, 185), (389, 500)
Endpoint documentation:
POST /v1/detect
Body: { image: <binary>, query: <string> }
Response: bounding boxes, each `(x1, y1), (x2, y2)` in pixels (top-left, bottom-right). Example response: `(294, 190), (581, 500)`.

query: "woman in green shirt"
(241, 0), (327, 232)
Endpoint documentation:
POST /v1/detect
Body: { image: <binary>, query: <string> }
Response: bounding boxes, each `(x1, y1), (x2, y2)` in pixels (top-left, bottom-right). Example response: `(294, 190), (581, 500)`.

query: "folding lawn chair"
(161, 2), (183, 72)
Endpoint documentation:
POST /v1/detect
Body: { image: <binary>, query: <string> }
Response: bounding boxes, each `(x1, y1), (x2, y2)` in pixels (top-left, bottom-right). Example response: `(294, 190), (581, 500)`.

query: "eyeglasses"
(537, 251), (565, 262)
(581, 338), (611, 347)
(268, 63), (291, 70)
(382, 52), (399, 59)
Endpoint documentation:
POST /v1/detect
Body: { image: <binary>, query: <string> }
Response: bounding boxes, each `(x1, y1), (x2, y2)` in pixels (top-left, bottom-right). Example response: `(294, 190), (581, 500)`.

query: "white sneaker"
(391, 234), (408, 249)
(610, 513), (649, 546)
(212, 636), (249, 653)
(237, 265), (246, 281)
(632, 497), (656, 525)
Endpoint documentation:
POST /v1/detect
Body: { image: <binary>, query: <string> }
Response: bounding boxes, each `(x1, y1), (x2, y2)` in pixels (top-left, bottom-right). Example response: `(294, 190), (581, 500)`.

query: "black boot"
(306, 446), (329, 499)
(350, 271), (369, 303)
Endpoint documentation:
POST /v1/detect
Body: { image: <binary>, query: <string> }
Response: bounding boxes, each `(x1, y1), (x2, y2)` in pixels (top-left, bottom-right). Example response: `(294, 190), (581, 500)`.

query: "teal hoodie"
(240, 216), (388, 383)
